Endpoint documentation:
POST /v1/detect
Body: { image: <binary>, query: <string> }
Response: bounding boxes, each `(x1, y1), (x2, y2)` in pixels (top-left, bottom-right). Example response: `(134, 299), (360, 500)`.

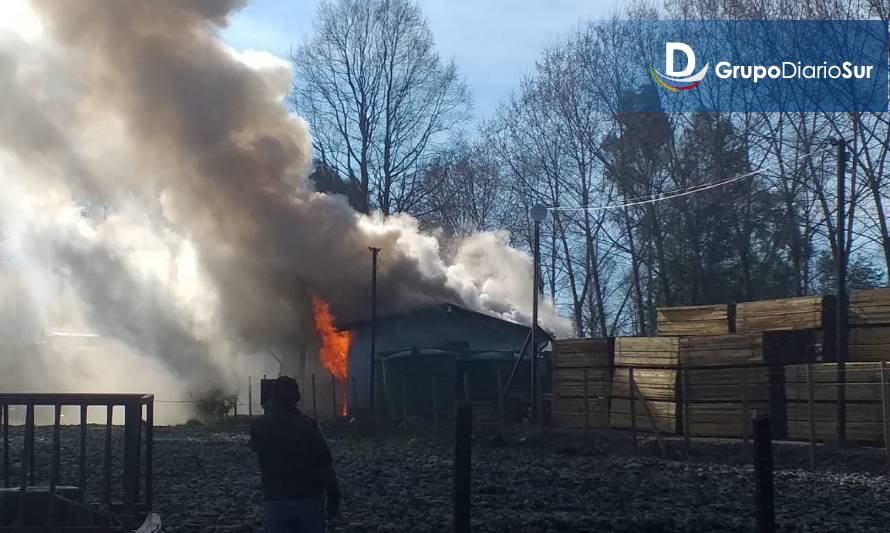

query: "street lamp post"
(529, 204), (547, 425)
(369, 247), (381, 414)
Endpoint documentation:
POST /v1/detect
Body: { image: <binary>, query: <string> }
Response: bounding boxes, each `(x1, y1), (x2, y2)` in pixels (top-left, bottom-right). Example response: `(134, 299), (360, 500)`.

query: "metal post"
(369, 246), (380, 414)
(881, 361), (889, 467)
(530, 218), (541, 424)
(311, 374), (317, 420)
(753, 415), (776, 533)
(806, 364), (816, 467)
(629, 368), (638, 455)
(248, 377), (253, 417)
(453, 405), (472, 533)
(834, 138), (848, 441)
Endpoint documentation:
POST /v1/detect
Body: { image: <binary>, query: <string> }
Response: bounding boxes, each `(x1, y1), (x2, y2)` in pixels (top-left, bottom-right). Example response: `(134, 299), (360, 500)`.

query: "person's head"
(271, 375), (301, 411)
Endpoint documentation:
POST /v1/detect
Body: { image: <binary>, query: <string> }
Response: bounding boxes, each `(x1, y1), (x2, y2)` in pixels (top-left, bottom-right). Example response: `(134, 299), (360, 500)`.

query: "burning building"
(341, 303), (551, 417)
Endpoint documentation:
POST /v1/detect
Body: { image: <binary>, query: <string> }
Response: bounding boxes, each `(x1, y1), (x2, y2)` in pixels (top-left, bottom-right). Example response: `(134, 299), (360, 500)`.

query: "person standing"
(250, 375), (341, 533)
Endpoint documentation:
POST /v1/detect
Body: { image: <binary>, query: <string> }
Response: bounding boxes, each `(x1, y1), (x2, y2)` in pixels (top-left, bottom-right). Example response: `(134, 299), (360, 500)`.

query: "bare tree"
(290, 0), (471, 215)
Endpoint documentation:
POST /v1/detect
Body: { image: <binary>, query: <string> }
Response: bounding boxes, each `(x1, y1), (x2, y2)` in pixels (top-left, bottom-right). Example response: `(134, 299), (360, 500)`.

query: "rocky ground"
(7, 419), (890, 532)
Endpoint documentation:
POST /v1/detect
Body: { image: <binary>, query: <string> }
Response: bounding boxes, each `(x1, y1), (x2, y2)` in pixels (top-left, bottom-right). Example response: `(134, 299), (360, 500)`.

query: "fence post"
(432, 377), (439, 433)
(682, 369), (690, 456)
(629, 368), (637, 456)
(463, 372), (470, 402)
(331, 375), (337, 420)
(881, 361), (889, 467)
(145, 398), (154, 511)
(806, 364), (816, 467)
(401, 378), (408, 421)
(311, 374), (317, 420)
(233, 394), (238, 417)
(26, 405), (34, 486)
(103, 405), (112, 506)
(453, 404), (472, 533)
(753, 415), (776, 533)
(2, 404), (8, 488)
(742, 367), (750, 444)
(79, 405), (87, 506)
(495, 369), (504, 433)
(48, 404), (61, 526)
(583, 368), (590, 444)
(123, 400), (141, 517)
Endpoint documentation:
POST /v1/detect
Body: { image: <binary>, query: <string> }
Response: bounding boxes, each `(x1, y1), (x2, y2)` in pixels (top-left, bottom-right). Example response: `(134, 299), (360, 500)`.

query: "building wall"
(346, 308), (534, 410)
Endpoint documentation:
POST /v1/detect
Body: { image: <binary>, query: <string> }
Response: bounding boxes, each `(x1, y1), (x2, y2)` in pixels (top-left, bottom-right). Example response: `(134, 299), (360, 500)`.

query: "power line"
(550, 147), (832, 213)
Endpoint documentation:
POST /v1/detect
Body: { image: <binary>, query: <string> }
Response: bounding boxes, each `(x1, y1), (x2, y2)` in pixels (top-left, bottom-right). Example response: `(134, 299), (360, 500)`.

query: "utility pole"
(833, 138), (849, 440)
(529, 205), (547, 424)
(369, 247), (381, 414)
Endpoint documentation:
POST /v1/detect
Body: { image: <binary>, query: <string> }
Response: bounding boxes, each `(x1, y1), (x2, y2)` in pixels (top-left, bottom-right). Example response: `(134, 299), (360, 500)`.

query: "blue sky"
(222, 0), (617, 120)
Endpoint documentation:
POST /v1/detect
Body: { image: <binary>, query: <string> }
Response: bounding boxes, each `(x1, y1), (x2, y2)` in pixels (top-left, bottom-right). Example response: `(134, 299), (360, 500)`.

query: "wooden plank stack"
(656, 304), (732, 336)
(678, 333), (763, 367)
(736, 295), (834, 334)
(677, 334), (771, 437)
(849, 288), (890, 326)
(550, 338), (613, 429)
(610, 337), (678, 434)
(784, 362), (887, 442)
(848, 327), (890, 362)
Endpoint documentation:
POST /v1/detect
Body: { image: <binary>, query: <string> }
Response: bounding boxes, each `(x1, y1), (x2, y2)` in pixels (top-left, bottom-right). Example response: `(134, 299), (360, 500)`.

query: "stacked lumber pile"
(656, 304), (733, 336)
(679, 333), (763, 367)
(847, 288), (890, 364)
(610, 337), (678, 434)
(785, 362), (887, 442)
(848, 327), (890, 362)
(849, 288), (890, 326)
(550, 338), (613, 429)
(678, 334), (771, 437)
(736, 295), (834, 333)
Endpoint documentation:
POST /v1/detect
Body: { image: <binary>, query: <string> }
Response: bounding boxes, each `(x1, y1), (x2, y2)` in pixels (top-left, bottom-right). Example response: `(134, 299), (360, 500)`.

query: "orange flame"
(312, 296), (351, 415)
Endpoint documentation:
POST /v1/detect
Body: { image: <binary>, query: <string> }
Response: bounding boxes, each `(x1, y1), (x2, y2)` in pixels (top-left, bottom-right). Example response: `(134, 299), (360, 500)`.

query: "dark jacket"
(249, 408), (338, 501)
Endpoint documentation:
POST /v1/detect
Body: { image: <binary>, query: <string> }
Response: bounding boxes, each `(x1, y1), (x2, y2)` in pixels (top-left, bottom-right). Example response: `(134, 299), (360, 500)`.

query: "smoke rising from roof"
(0, 0), (570, 411)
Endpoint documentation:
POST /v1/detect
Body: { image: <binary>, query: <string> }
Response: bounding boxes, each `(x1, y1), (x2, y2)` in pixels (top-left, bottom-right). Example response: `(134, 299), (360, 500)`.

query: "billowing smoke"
(0, 0), (570, 418)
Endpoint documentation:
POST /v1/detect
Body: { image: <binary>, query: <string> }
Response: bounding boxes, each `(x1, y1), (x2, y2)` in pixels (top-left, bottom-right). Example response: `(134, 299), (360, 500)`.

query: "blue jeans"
(263, 498), (325, 533)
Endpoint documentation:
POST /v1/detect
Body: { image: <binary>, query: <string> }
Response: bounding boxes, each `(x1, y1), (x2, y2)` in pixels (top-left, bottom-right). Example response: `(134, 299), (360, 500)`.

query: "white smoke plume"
(0, 0), (570, 419)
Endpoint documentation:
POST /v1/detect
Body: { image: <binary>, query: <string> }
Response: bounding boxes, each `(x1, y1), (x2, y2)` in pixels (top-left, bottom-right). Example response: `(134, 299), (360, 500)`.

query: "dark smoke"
(0, 1), (570, 400)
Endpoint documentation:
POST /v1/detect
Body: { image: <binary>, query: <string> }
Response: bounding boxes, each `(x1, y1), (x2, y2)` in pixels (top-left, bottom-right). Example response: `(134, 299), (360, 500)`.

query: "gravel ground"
(5, 420), (890, 532)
